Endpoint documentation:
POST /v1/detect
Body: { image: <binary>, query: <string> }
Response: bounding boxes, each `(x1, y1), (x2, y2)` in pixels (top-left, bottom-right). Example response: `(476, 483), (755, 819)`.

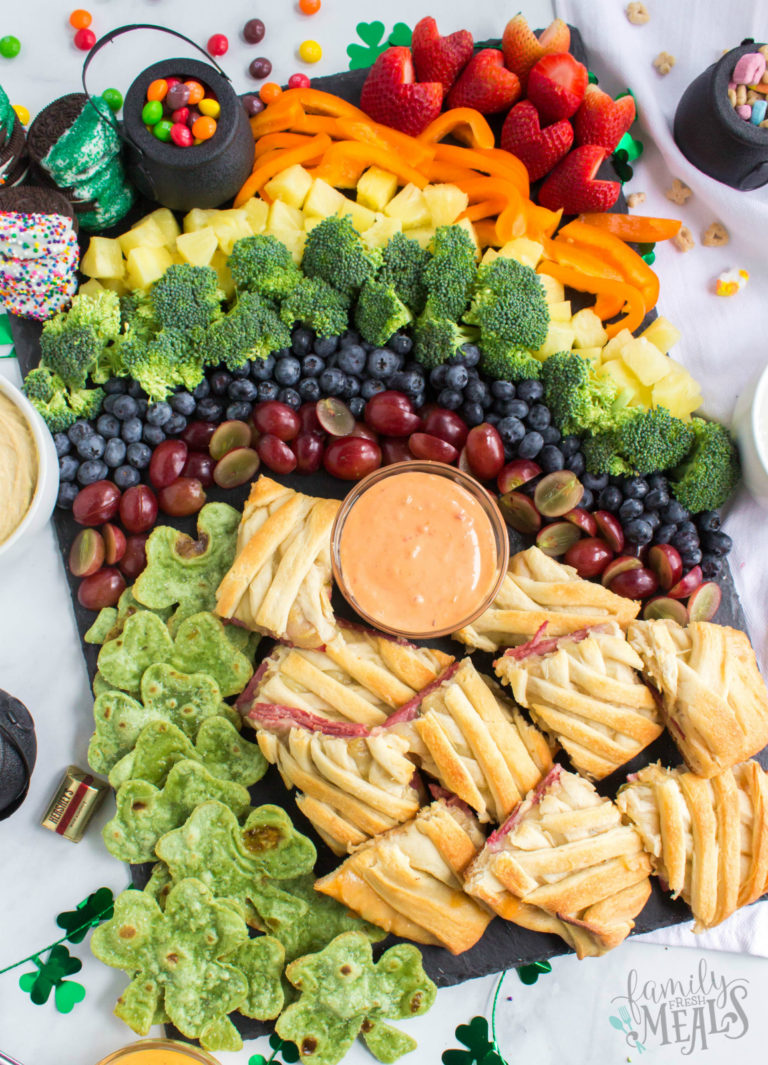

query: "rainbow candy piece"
(714, 267), (749, 297)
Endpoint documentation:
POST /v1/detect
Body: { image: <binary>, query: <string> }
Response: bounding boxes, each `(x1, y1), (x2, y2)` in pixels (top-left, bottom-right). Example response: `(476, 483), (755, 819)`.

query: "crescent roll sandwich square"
(455, 546), (640, 653)
(394, 657), (555, 824)
(238, 622), (454, 730)
(494, 624), (663, 781)
(616, 761), (768, 931)
(215, 476), (340, 648)
(463, 766), (652, 958)
(627, 619), (768, 777)
(257, 727), (423, 855)
(315, 799), (493, 955)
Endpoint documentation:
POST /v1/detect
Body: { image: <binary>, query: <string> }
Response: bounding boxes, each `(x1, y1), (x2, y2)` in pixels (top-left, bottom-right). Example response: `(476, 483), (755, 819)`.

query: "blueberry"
(114, 464), (141, 489)
(341, 375), (361, 399)
(77, 433), (105, 460)
(127, 381), (146, 399)
(619, 498), (644, 522)
(298, 378), (321, 402)
(256, 382), (279, 403)
(644, 509), (661, 528)
(121, 416), (143, 444)
(314, 335), (339, 358)
(126, 442), (152, 469)
(250, 354), (276, 381)
(497, 416), (526, 448)
(697, 511), (721, 533)
(275, 347), (292, 360)
(622, 476), (649, 500)
(565, 452), (585, 477)
(348, 396), (366, 418)
(195, 397), (225, 421)
(104, 438), (127, 468)
(461, 402), (485, 427)
(437, 388), (462, 411)
(112, 395), (139, 420)
(537, 426), (558, 445)
(143, 424), (166, 446)
(518, 431), (544, 459)
(53, 432), (71, 457)
(527, 403), (551, 431)
(445, 365), (469, 390)
(464, 378), (489, 405)
(701, 555), (723, 579)
(278, 387), (301, 410)
(389, 333), (412, 356)
(77, 459), (109, 486)
(67, 419), (94, 445)
(340, 329), (361, 347)
(598, 485), (623, 512)
(59, 454), (79, 481)
(653, 523), (677, 545)
(644, 487), (669, 511)
(103, 377), (128, 395)
(170, 391), (196, 416)
(291, 327), (314, 356)
(540, 445), (564, 472)
(361, 378), (386, 400)
(582, 471), (608, 492)
(94, 413), (119, 439)
(146, 401), (172, 427)
(274, 356), (302, 387)
(193, 378), (211, 399)
(491, 380), (516, 400)
(228, 378), (258, 402)
(165, 413), (187, 436)
(505, 399), (529, 420)
(102, 394), (119, 414)
(680, 547), (703, 567)
(624, 518), (654, 545)
(579, 486), (594, 510)
(226, 401), (253, 421)
(57, 482), (79, 509)
(367, 348), (400, 378)
(209, 370), (231, 395)
(648, 473), (669, 492)
(319, 368), (346, 396)
(676, 520), (698, 539)
(486, 411), (500, 426)
(430, 365), (450, 390)
(136, 398), (148, 419)
(391, 370), (423, 394)
(703, 530), (732, 557)
(459, 343), (480, 367)
(671, 528), (698, 553)
(231, 365), (250, 378)
(516, 379), (544, 403)
(662, 500), (690, 525)
(333, 344), (364, 376)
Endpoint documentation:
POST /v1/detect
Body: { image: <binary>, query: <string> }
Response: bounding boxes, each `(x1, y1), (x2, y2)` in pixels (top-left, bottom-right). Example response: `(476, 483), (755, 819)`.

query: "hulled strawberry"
(360, 47), (443, 136)
(501, 14), (571, 88)
(500, 101), (574, 182)
(446, 49), (521, 115)
(538, 145), (621, 213)
(527, 53), (588, 124)
(574, 85), (637, 153)
(411, 16), (474, 96)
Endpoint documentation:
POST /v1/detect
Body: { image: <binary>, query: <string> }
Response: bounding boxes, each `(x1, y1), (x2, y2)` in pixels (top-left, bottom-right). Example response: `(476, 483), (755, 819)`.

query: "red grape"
(119, 485), (158, 534)
(213, 447), (261, 488)
(594, 511), (625, 554)
(324, 437), (382, 480)
(102, 523), (126, 565)
(536, 521), (581, 557)
(317, 398), (355, 437)
(364, 391), (420, 436)
(258, 434), (298, 475)
(294, 432), (325, 473)
(457, 446), (472, 475)
(380, 437), (414, 465)
(497, 459), (541, 494)
(252, 400), (300, 441)
(647, 544), (683, 592)
(69, 528), (105, 577)
(421, 408), (468, 450)
(465, 423), (504, 481)
(601, 555), (642, 587)
(564, 537), (614, 578)
(609, 567), (659, 600)
(209, 420), (252, 460)
(149, 439), (188, 489)
(157, 478), (207, 517)
(119, 535), (148, 580)
(667, 565), (703, 600)
(408, 432), (459, 464)
(643, 596), (689, 624)
(534, 471), (584, 517)
(498, 491), (541, 535)
(687, 581), (721, 622)
(349, 421), (378, 443)
(181, 420), (217, 452)
(564, 508), (597, 537)
(77, 567), (126, 610)
(298, 402), (324, 435)
(72, 481), (121, 526)
(182, 451), (215, 487)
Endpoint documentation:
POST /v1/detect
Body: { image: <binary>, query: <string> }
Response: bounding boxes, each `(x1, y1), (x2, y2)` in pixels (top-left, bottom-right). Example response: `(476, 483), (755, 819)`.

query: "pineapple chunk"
(537, 273), (565, 304)
(599, 328), (634, 363)
(498, 237), (544, 270)
(267, 199), (304, 252)
(118, 217), (168, 256)
(243, 198), (269, 234)
(183, 208), (219, 233)
(126, 246), (173, 290)
(264, 164), (313, 210)
(81, 236), (125, 280)
(211, 209), (253, 255)
(384, 183), (431, 229)
(304, 215), (325, 234)
(549, 300), (572, 323)
(571, 308), (608, 349)
(599, 359), (643, 403)
(357, 167), (398, 212)
(577, 346), (603, 369)
(304, 178), (347, 218)
(534, 322), (576, 358)
(282, 230), (307, 264)
(78, 278), (105, 298)
(621, 337), (671, 386)
(481, 248), (499, 265)
(362, 216), (403, 249)
(406, 226), (435, 249)
(422, 183), (468, 227)
(653, 361), (702, 418)
(210, 250), (235, 299)
(101, 277), (128, 297)
(138, 207), (180, 246)
(176, 227), (218, 267)
(641, 316), (682, 354)
(454, 217), (480, 257)
(337, 198), (377, 233)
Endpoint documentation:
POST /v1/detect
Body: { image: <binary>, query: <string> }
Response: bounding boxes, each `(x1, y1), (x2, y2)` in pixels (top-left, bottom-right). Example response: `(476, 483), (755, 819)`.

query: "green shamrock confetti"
(19, 945), (86, 1013)
(442, 1016), (506, 1065)
(516, 959), (552, 985)
(616, 129), (644, 162)
(347, 22), (412, 70)
(638, 241), (656, 265)
(56, 888), (115, 944)
(588, 70), (599, 85)
(249, 1032), (301, 1065)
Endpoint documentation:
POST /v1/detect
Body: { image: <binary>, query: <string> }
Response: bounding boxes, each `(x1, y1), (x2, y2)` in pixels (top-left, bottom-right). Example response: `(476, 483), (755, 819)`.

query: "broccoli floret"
(479, 339), (543, 382)
(379, 231), (429, 315)
(464, 257), (549, 355)
(615, 406), (695, 475)
(68, 386), (105, 421)
(120, 290), (158, 340)
(669, 417), (740, 513)
(23, 366), (59, 404)
(39, 291), (123, 388)
(279, 277), (350, 339)
(582, 432), (634, 478)
(23, 366), (102, 433)
(149, 264), (224, 333)
(354, 279), (412, 347)
(412, 311), (478, 370)
(541, 351), (624, 436)
(118, 327), (203, 401)
(227, 235), (302, 300)
(206, 292), (292, 371)
(301, 215), (382, 297)
(422, 225), (477, 322)
(65, 289), (122, 339)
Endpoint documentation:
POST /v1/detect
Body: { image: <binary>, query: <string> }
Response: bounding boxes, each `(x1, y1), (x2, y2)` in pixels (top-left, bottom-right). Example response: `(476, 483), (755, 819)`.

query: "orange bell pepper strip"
(334, 119), (434, 168)
(417, 108), (495, 150)
(249, 99), (305, 138)
(593, 292), (626, 320)
(537, 261), (646, 338)
(525, 202), (562, 240)
(316, 140), (428, 189)
(278, 87), (370, 122)
(312, 147), (369, 188)
(421, 161), (481, 185)
(234, 133), (332, 206)
(460, 199), (509, 222)
(539, 240), (626, 320)
(496, 202), (528, 242)
(253, 132), (314, 160)
(473, 219), (501, 247)
(557, 219), (660, 311)
(474, 148), (531, 197)
(433, 143), (529, 194)
(290, 113), (346, 137)
(575, 212), (682, 243)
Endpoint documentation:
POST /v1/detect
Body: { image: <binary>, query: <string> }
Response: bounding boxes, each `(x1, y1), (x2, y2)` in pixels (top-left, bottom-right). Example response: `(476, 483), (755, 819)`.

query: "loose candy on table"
(12, 104), (29, 125)
(0, 36), (21, 59)
(249, 57), (272, 79)
(714, 267), (749, 296)
(300, 0), (322, 12)
(73, 28), (95, 51)
(243, 18), (266, 44)
(69, 9), (92, 29)
(298, 39), (322, 63)
(260, 82), (282, 103)
(101, 88), (123, 113)
(288, 73), (311, 89)
(208, 34), (228, 57)
(241, 94), (264, 116)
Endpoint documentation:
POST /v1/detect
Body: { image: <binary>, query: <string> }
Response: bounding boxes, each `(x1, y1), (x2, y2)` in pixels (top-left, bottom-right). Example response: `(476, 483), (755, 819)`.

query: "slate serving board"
(11, 28), (766, 1040)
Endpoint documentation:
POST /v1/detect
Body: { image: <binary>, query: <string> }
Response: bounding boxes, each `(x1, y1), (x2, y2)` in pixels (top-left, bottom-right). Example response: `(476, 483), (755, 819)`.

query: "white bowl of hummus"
(0, 374), (59, 562)
(733, 363), (768, 507)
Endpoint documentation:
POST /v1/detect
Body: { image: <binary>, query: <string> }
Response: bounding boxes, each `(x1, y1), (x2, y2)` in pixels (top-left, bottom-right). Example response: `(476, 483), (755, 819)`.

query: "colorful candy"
(167, 82), (190, 110)
(241, 94), (265, 117)
(198, 98), (220, 118)
(192, 115), (217, 141)
(243, 19), (266, 44)
(288, 72), (311, 89)
(299, 0), (322, 13)
(299, 39), (322, 63)
(715, 267), (749, 296)
(73, 28), (96, 51)
(12, 104), (29, 125)
(171, 122), (193, 148)
(207, 34), (228, 57)
(142, 75), (219, 148)
(727, 46), (768, 127)
(101, 88), (123, 113)
(0, 36), (21, 59)
(142, 100), (163, 125)
(249, 57), (272, 79)
(146, 79), (168, 102)
(185, 80), (205, 105)
(260, 82), (282, 103)
(153, 119), (173, 142)
(69, 9), (92, 29)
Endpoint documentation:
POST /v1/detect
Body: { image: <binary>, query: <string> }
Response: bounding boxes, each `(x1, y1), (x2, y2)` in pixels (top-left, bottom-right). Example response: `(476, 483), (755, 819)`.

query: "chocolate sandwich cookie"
(0, 117), (28, 188)
(0, 185), (79, 233)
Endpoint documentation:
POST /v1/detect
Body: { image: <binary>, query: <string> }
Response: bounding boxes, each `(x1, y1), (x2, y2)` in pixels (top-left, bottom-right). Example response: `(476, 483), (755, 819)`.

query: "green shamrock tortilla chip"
(144, 862), (173, 908)
(90, 878), (252, 1050)
(92, 671), (122, 699)
(103, 760), (251, 863)
(97, 611), (175, 692)
(171, 612), (253, 698)
(85, 608), (118, 645)
(227, 935), (285, 1020)
(86, 589), (175, 646)
(223, 624), (261, 659)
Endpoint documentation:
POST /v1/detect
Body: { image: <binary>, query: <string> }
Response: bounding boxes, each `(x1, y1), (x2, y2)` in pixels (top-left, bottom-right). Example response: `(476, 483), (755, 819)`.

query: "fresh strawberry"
(527, 53), (588, 124)
(360, 47), (443, 137)
(445, 49), (521, 115)
(539, 145), (621, 213)
(500, 101), (574, 182)
(501, 14), (571, 88)
(574, 84), (637, 153)
(411, 16), (474, 96)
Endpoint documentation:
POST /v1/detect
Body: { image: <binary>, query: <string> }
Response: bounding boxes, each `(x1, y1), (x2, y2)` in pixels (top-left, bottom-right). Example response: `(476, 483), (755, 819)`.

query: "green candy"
(171, 612), (253, 698)
(0, 36), (21, 59)
(153, 118), (173, 141)
(102, 88), (123, 113)
(142, 99), (163, 125)
(103, 760), (251, 863)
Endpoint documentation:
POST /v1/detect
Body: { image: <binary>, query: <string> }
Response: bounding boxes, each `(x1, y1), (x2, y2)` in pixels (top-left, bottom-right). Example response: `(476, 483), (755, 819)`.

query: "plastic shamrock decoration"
(56, 887), (115, 943)
(275, 931), (436, 1065)
(442, 1016), (506, 1065)
(347, 21), (413, 69)
(638, 241), (656, 265)
(19, 945), (86, 1013)
(587, 70), (599, 85)
(516, 959), (552, 985)
(249, 1033), (300, 1065)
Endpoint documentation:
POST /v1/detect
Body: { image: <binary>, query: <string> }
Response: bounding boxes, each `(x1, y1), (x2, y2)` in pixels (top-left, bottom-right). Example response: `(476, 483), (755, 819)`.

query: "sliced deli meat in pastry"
(616, 760), (768, 931)
(238, 621), (454, 730)
(257, 727), (422, 855)
(315, 799), (492, 954)
(627, 619), (768, 778)
(393, 657), (554, 823)
(215, 476), (340, 647)
(463, 765), (652, 958)
(454, 546), (640, 653)
(494, 624), (663, 781)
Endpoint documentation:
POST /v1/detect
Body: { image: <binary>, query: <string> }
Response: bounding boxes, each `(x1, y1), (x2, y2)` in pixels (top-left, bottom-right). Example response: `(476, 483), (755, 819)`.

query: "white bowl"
(0, 375), (59, 563)
(733, 362), (768, 507)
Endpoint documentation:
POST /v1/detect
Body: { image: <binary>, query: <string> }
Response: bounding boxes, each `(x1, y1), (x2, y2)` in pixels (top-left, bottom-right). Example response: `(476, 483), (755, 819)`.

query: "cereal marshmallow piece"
(715, 268), (749, 297)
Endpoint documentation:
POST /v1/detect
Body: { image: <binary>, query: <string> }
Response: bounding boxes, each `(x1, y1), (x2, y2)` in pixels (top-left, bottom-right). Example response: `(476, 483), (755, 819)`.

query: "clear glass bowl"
(331, 460), (509, 640)
(94, 1040), (222, 1065)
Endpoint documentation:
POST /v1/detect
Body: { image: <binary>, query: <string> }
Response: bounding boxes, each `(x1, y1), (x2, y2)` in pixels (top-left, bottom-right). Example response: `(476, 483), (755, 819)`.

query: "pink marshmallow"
(729, 80), (738, 91)
(736, 104), (752, 119)
(733, 52), (766, 84)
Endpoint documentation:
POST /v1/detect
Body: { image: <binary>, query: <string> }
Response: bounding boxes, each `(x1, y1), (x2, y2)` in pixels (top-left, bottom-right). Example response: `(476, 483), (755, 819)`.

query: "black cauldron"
(0, 690), (36, 820)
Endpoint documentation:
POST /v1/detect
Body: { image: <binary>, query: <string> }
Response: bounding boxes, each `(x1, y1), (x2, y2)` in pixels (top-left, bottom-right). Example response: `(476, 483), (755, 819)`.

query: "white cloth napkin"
(555, 0), (768, 956)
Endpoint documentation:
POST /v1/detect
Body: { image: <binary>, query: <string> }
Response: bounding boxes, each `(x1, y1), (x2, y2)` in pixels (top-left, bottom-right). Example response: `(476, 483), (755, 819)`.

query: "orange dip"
(338, 470), (498, 634)
(96, 1045), (219, 1065)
